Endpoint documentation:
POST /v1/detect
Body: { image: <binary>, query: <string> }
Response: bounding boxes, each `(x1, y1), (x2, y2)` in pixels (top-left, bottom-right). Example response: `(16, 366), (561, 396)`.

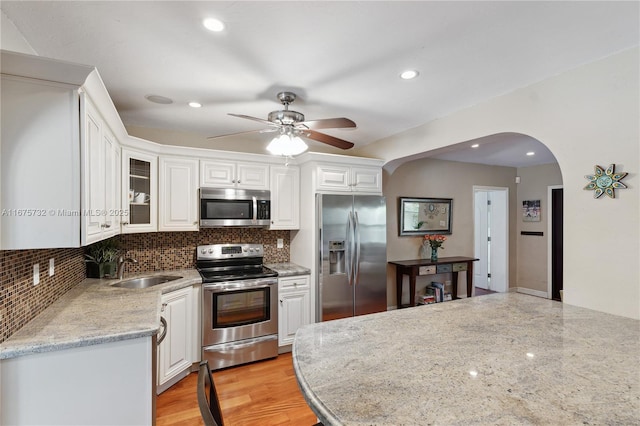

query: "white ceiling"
(2, 1), (638, 167)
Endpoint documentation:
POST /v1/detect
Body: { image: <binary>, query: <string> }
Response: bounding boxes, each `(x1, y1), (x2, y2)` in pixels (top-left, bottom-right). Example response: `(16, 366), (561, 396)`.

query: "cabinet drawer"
(452, 262), (468, 272)
(436, 264), (452, 273)
(279, 275), (310, 291)
(418, 265), (436, 275)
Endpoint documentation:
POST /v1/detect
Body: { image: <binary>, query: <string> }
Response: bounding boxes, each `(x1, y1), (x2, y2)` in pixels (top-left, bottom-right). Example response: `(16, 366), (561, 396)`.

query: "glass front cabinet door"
(122, 148), (158, 233)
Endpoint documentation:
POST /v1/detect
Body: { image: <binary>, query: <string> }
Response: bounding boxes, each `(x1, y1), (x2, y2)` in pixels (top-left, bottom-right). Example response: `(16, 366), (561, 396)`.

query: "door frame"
(547, 185), (563, 299)
(473, 186), (509, 293)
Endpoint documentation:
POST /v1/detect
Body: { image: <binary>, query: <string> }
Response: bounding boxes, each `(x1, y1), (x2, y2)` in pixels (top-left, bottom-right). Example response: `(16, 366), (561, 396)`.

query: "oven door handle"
(203, 278), (277, 292)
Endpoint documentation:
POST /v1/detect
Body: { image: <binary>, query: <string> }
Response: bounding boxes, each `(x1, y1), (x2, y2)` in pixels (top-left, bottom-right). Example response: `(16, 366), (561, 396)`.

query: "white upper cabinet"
(122, 148), (158, 234)
(0, 74), (85, 249)
(200, 160), (269, 190)
(316, 164), (382, 193)
(81, 94), (121, 245)
(159, 156), (199, 232)
(270, 165), (300, 230)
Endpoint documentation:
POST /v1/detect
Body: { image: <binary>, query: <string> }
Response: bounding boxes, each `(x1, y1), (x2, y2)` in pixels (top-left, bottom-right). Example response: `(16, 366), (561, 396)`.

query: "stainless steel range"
(197, 243), (279, 370)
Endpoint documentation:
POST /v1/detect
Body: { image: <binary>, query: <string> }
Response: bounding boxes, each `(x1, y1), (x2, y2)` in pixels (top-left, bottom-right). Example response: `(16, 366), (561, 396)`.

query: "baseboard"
(515, 287), (549, 299)
(157, 368), (190, 395)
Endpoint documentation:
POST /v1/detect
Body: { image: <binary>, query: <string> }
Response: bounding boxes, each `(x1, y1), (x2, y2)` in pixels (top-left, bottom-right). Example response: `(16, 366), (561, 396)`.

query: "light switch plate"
(277, 238), (284, 249)
(33, 263), (40, 285)
(49, 258), (55, 276)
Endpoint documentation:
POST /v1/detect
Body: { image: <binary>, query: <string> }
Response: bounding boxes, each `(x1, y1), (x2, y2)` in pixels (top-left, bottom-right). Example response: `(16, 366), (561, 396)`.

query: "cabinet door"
(278, 276), (311, 347)
(103, 128), (121, 238)
(350, 166), (382, 193)
(237, 162), (269, 190)
(158, 287), (193, 387)
(200, 160), (236, 187)
(1, 76), (81, 249)
(82, 99), (105, 245)
(316, 164), (351, 192)
(279, 290), (311, 346)
(159, 157), (199, 231)
(122, 149), (157, 233)
(270, 165), (300, 230)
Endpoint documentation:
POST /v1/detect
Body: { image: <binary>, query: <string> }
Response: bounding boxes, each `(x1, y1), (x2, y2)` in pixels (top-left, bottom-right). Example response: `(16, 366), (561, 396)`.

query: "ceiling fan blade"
(297, 117), (356, 130)
(206, 128), (278, 140)
(228, 113), (279, 127)
(304, 129), (355, 150)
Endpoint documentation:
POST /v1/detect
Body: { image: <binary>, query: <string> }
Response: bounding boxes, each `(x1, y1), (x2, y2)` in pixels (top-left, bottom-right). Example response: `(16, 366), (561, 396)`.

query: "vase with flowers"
(422, 234), (447, 262)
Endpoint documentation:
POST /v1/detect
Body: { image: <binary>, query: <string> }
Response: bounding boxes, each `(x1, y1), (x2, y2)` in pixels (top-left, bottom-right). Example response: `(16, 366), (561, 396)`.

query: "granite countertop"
(265, 262), (311, 277)
(293, 293), (640, 425)
(0, 269), (202, 360)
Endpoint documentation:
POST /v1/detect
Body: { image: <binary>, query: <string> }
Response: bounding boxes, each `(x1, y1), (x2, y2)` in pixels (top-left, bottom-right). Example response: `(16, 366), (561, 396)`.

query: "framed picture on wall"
(399, 197), (452, 236)
(522, 200), (541, 222)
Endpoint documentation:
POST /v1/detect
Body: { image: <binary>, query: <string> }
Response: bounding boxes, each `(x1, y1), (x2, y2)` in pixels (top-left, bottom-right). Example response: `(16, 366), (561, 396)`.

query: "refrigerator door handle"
(354, 211), (361, 284)
(346, 211), (354, 286)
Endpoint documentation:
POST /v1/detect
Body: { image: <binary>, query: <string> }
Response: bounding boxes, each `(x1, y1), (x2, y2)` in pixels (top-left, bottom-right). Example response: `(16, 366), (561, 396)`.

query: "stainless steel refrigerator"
(317, 194), (387, 321)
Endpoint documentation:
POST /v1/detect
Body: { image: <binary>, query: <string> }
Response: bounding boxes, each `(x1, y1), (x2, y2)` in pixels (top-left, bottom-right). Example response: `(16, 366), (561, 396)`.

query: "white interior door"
(474, 191), (489, 289)
(474, 187), (509, 293)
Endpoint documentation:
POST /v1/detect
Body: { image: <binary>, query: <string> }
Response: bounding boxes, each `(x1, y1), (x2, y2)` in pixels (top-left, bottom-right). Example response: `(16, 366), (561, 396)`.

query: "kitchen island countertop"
(0, 269), (201, 360)
(293, 292), (640, 425)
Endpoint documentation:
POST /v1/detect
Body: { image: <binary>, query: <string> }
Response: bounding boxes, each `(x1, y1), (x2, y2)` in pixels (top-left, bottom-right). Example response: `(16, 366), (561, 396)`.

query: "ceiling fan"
(209, 92), (356, 151)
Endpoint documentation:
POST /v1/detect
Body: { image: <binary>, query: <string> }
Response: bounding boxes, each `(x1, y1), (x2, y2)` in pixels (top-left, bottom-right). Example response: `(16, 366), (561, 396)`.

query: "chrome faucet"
(117, 256), (138, 279)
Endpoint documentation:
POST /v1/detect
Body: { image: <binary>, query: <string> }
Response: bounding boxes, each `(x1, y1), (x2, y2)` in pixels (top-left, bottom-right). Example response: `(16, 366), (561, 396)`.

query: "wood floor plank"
(156, 352), (318, 425)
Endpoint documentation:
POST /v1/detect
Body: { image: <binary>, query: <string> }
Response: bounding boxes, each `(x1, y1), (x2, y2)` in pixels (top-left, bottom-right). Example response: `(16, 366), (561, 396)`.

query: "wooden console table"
(389, 257), (479, 308)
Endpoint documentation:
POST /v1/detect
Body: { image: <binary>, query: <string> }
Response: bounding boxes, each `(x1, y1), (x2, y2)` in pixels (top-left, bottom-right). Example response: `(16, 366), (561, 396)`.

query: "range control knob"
(201, 249), (207, 254)
(208, 248), (214, 254)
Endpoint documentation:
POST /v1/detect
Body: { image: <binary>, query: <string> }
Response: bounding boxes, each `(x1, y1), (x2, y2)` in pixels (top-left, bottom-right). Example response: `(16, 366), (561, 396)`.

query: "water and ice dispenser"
(328, 240), (345, 275)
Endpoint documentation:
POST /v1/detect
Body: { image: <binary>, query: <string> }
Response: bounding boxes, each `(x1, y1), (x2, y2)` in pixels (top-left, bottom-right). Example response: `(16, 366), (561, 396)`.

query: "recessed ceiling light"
(471, 144), (480, 148)
(400, 70), (419, 80)
(526, 151), (535, 156)
(203, 18), (225, 32)
(188, 102), (202, 108)
(145, 95), (173, 104)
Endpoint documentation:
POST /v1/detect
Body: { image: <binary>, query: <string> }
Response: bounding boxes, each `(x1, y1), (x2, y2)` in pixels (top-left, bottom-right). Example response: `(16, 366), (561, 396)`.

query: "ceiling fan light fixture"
(267, 134), (308, 157)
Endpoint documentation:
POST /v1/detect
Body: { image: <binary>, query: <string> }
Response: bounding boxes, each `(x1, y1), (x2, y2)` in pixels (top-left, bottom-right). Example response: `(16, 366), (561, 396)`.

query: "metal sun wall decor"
(584, 164), (628, 199)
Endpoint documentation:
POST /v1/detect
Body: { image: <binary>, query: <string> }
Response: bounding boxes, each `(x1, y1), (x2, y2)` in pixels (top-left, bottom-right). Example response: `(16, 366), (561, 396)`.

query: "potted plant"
(85, 238), (120, 278)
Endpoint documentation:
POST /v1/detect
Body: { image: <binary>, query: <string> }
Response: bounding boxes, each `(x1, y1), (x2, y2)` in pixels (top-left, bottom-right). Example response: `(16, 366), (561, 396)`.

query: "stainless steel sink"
(112, 275), (182, 289)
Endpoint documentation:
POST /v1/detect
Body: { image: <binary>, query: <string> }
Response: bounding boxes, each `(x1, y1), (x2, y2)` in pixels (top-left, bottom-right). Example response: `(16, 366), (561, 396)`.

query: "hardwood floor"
(156, 352), (318, 425)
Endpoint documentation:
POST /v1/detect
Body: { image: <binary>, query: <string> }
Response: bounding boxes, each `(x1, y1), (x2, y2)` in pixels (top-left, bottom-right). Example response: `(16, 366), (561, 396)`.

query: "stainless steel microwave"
(200, 188), (270, 227)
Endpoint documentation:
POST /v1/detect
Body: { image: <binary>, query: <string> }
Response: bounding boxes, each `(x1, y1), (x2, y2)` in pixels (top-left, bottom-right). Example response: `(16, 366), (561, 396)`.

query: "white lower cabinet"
(157, 286), (193, 394)
(278, 275), (311, 347)
(1, 337), (154, 425)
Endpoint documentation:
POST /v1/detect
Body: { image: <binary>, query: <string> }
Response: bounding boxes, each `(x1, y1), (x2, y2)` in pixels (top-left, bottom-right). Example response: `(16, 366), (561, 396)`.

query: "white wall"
(358, 48), (639, 319)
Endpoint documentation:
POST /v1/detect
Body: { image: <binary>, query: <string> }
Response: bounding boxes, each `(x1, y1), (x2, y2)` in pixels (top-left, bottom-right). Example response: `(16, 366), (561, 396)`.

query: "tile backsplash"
(0, 247), (85, 344)
(118, 228), (290, 274)
(1, 229), (291, 343)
